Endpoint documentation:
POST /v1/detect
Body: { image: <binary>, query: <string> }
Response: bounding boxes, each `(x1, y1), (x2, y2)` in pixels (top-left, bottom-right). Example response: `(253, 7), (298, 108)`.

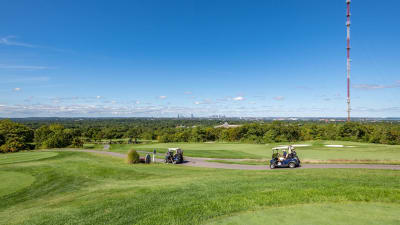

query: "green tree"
(0, 120), (34, 153)
(34, 124), (77, 149)
(127, 127), (141, 143)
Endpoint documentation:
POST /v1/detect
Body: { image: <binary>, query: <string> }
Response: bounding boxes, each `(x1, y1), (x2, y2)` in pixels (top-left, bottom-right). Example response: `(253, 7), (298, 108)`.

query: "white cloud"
(273, 96), (285, 101)
(159, 96), (167, 99)
(0, 36), (36, 48)
(0, 76), (50, 84)
(0, 64), (49, 70)
(233, 96), (245, 101)
(96, 96), (102, 99)
(13, 87), (21, 92)
(354, 81), (400, 90)
(0, 36), (71, 53)
(193, 99), (213, 105)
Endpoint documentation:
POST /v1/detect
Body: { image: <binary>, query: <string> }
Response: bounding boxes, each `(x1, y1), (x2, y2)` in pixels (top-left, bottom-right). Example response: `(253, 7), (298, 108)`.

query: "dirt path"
(60, 150), (400, 170)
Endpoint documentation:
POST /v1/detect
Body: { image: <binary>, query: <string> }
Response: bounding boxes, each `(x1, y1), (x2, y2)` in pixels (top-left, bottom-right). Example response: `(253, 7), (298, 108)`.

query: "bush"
(126, 150), (140, 164)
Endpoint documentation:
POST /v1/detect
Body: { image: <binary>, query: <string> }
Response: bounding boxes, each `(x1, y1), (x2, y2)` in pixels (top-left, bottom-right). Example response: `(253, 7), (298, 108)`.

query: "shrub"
(126, 150), (140, 164)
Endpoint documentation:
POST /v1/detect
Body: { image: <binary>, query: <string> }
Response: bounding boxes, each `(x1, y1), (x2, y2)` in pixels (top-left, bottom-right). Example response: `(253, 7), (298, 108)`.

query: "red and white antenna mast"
(346, 0), (351, 121)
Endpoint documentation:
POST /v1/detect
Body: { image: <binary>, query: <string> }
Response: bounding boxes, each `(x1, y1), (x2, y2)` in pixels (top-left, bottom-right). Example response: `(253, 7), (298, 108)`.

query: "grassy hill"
(0, 150), (399, 224)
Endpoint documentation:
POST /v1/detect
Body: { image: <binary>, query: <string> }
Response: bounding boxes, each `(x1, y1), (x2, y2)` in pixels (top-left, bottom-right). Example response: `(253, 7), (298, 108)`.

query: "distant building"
(214, 122), (242, 129)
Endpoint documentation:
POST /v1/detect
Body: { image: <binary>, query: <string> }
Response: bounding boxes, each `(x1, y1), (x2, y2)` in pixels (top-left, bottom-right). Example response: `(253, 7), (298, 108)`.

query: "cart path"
(55, 149), (400, 170)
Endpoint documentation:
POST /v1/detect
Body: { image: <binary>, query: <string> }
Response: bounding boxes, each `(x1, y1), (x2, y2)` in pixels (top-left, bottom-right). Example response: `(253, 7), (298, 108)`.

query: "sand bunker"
(292, 144), (311, 147)
(275, 146), (289, 149)
(325, 145), (344, 148)
(275, 144), (311, 149)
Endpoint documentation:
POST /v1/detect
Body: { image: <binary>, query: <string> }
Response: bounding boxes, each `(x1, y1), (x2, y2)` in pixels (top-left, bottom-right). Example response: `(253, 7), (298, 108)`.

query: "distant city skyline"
(1, 0), (399, 118)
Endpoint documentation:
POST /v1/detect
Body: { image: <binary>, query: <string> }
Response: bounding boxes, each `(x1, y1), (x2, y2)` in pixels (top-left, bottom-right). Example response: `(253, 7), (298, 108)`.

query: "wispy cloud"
(354, 81), (400, 90)
(0, 35), (73, 53)
(0, 36), (36, 48)
(159, 96), (167, 99)
(273, 96), (285, 101)
(194, 99), (213, 105)
(0, 76), (50, 84)
(0, 64), (49, 70)
(13, 87), (21, 92)
(233, 96), (245, 101)
(184, 91), (192, 95)
(0, 103), (214, 117)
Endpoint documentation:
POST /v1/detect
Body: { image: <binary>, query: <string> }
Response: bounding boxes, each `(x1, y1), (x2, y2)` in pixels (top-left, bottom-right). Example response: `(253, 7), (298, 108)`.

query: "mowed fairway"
(0, 152), (58, 165)
(0, 150), (400, 225)
(106, 141), (400, 163)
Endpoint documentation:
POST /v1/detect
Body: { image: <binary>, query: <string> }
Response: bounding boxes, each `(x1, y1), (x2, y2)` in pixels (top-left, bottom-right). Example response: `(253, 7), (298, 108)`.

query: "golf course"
(1, 141), (400, 225)
(100, 141), (400, 164)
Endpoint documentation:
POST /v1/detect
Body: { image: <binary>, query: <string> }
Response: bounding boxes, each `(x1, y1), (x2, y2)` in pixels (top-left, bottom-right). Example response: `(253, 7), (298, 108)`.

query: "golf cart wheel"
(288, 162), (296, 168)
(270, 164), (276, 169)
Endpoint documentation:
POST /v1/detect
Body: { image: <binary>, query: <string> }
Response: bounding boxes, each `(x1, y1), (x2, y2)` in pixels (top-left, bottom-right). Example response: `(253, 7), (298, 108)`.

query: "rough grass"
(0, 151), (399, 225)
(207, 202), (400, 225)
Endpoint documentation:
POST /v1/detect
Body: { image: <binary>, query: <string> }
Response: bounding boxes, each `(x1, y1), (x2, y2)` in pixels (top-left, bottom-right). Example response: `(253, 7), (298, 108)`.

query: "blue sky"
(1, 0), (399, 118)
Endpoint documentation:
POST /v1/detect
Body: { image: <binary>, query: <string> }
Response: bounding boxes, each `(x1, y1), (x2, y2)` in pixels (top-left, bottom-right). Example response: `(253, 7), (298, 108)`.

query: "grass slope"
(0, 151), (399, 224)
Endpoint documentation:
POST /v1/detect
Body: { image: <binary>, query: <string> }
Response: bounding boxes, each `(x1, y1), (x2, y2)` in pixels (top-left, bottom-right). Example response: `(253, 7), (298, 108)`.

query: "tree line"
(0, 120), (82, 153)
(1, 118), (400, 153)
(153, 122), (400, 145)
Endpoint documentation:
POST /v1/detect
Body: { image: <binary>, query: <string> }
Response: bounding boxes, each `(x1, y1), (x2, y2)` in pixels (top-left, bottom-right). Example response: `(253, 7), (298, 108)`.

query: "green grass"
(0, 152), (58, 165)
(83, 143), (103, 149)
(0, 171), (35, 198)
(102, 141), (400, 162)
(208, 159), (400, 165)
(207, 203), (400, 225)
(0, 150), (400, 224)
(207, 159), (267, 165)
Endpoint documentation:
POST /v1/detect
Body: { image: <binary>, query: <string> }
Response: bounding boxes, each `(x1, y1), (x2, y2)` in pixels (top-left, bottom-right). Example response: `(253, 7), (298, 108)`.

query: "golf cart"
(269, 146), (301, 169)
(165, 148), (184, 164)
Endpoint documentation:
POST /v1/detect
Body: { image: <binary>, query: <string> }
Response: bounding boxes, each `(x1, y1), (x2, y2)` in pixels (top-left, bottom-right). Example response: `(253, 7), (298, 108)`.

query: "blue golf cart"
(269, 146), (301, 169)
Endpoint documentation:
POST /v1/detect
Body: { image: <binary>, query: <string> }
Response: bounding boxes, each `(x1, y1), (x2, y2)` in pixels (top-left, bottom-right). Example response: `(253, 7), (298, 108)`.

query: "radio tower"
(346, 0), (351, 121)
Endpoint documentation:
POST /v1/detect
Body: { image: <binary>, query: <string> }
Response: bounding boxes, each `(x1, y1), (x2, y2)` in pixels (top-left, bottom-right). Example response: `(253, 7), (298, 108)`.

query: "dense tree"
(0, 120), (34, 153)
(34, 124), (80, 149)
(126, 127), (141, 143)
(6, 118), (400, 146)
